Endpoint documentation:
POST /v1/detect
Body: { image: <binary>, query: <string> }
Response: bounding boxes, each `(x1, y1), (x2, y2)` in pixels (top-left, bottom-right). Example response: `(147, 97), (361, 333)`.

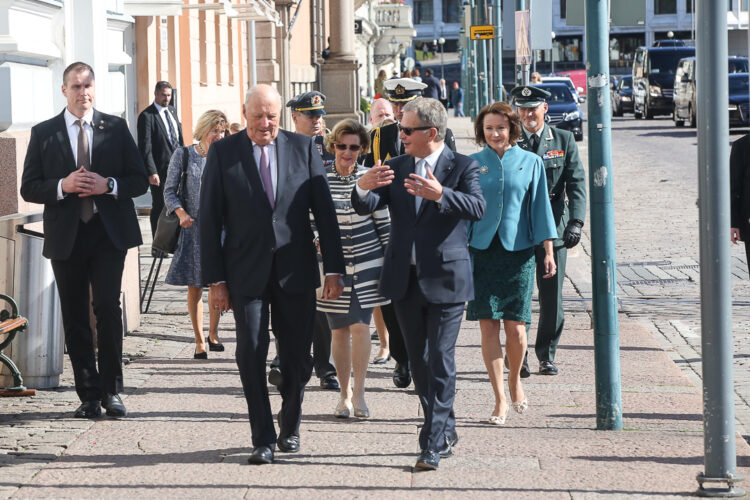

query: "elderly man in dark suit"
(731, 133), (750, 276)
(352, 97), (486, 470)
(137, 81), (184, 237)
(20, 61), (149, 418)
(200, 84), (345, 465)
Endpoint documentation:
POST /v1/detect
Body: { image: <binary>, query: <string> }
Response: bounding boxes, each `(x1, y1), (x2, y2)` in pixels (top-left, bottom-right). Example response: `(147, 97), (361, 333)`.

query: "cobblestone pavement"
(0, 117), (748, 498)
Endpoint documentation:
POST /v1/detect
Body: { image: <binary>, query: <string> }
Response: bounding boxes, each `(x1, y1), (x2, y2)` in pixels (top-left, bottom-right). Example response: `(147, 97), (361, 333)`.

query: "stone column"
(320, 0), (363, 126)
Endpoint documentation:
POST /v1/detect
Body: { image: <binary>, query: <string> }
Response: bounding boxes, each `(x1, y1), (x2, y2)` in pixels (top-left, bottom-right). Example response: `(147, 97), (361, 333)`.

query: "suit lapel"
(54, 111), (76, 172)
(274, 132), (288, 212)
(241, 134), (273, 212)
(538, 124), (553, 155)
(91, 110), (107, 172)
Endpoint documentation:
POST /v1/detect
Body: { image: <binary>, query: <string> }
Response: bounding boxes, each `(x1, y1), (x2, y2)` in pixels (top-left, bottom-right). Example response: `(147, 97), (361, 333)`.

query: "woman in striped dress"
(317, 119), (391, 419)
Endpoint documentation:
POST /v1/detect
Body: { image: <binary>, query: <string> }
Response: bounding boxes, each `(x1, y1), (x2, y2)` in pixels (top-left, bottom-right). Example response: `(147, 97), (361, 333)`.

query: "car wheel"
(574, 134), (583, 142)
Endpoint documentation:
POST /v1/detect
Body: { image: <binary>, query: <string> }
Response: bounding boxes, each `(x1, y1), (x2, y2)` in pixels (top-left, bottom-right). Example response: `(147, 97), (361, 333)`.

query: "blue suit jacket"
(468, 145), (556, 251)
(351, 147), (486, 304)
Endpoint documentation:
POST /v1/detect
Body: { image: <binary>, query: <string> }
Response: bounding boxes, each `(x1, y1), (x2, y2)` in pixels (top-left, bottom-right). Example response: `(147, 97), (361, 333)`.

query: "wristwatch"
(106, 177), (115, 193)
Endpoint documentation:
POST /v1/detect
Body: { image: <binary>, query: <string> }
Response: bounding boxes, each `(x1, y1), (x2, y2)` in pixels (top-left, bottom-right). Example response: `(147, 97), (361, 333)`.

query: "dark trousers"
(745, 241), (750, 278)
(149, 183), (164, 236)
(379, 302), (408, 365)
(50, 216), (126, 403)
(393, 267), (464, 452)
(270, 311), (335, 378)
(533, 244), (567, 362)
(232, 262), (316, 448)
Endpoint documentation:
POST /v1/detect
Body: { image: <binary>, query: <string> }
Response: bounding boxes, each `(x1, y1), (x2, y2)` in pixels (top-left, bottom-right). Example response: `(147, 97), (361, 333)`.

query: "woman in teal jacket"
(467, 102), (557, 425)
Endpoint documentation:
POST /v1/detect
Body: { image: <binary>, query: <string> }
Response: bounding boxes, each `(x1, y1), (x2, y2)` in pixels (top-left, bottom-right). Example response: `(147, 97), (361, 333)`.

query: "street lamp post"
(438, 36), (446, 80)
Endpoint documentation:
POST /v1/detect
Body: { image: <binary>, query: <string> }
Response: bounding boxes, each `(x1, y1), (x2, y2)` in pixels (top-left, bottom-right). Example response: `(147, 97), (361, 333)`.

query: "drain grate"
(620, 278), (688, 286)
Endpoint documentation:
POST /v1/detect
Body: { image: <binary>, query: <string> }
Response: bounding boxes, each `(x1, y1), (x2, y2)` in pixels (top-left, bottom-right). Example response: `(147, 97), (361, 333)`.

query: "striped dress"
(316, 164), (391, 314)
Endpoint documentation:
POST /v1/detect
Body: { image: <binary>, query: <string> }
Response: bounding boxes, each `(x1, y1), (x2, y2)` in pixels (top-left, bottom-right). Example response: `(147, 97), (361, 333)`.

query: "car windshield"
(729, 76), (749, 94)
(619, 78), (632, 90)
(536, 85), (575, 103)
(729, 59), (749, 73)
(649, 51), (692, 75)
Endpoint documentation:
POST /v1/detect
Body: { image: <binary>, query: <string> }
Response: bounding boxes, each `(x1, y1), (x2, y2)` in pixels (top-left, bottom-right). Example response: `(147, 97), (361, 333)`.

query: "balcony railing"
(373, 3), (413, 29)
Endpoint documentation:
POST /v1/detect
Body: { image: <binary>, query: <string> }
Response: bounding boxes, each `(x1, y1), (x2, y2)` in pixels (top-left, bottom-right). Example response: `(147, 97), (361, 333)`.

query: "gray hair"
(244, 84), (281, 108)
(402, 97), (447, 142)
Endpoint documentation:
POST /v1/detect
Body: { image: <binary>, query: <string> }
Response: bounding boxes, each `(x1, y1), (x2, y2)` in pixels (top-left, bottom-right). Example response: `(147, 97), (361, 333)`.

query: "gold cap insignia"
(395, 85), (406, 95)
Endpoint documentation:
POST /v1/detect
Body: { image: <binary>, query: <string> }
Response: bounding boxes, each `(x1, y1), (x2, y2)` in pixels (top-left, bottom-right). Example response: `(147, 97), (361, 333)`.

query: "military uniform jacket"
(364, 122), (458, 168)
(314, 135), (335, 164)
(517, 124), (586, 246)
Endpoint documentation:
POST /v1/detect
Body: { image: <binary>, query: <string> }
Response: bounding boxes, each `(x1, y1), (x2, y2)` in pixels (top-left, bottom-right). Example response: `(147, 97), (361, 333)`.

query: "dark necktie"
(529, 134), (539, 152)
(259, 145), (275, 209)
(164, 109), (178, 148)
(76, 119), (94, 223)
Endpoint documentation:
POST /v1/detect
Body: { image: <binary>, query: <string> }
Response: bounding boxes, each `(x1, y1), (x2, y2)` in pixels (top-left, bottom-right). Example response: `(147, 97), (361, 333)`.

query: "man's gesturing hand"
(357, 161), (394, 191)
(322, 274), (344, 300)
(404, 167), (443, 201)
(77, 171), (110, 197)
(61, 167), (94, 194)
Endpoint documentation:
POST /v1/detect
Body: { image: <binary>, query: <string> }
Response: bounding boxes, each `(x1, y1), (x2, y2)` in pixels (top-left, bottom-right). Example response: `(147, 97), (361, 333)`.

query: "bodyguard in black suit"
(20, 62), (148, 418)
(352, 97), (485, 470)
(730, 133), (750, 276)
(200, 85), (345, 465)
(137, 81), (184, 235)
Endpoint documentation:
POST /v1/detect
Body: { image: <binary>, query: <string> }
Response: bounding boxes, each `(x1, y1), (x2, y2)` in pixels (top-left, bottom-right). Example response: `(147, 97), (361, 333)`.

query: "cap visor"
(514, 101), (544, 108)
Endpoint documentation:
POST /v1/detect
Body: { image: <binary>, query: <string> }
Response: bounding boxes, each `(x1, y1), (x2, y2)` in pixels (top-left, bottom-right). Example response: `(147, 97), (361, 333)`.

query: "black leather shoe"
(415, 449), (439, 470)
(539, 360), (559, 375)
(320, 374), (340, 390)
(392, 362), (411, 388)
(194, 350), (207, 360)
(247, 445), (274, 465)
(207, 339), (225, 352)
(277, 435), (300, 453)
(74, 400), (102, 419)
(268, 366), (283, 388)
(101, 394), (127, 417)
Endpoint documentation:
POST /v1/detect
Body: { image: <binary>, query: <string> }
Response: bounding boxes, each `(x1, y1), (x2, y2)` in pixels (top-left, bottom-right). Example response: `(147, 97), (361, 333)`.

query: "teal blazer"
(468, 145), (556, 251)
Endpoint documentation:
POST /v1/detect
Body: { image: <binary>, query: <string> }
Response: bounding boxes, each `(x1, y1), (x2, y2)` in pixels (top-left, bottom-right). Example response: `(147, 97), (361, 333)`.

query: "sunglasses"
(334, 144), (361, 151)
(398, 124), (433, 136)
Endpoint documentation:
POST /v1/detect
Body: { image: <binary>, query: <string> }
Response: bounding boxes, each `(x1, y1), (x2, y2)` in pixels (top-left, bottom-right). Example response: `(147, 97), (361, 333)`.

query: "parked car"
(611, 75), (633, 116)
(532, 82), (584, 141)
(729, 73), (750, 128)
(551, 69), (587, 95)
(632, 45), (695, 119)
(543, 75), (585, 103)
(673, 56), (749, 127)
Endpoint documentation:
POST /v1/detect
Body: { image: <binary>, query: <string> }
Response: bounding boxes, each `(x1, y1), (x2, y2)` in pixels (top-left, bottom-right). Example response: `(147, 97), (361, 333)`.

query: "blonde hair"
(193, 110), (228, 141)
(324, 118), (371, 155)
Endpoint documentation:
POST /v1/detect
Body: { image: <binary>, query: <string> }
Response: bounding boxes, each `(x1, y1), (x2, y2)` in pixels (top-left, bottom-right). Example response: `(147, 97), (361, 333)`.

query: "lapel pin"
(479, 165), (489, 174)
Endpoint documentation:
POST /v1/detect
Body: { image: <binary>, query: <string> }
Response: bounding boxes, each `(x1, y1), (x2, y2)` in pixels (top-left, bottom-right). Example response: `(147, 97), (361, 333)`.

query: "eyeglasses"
(397, 124), (433, 136)
(334, 144), (361, 152)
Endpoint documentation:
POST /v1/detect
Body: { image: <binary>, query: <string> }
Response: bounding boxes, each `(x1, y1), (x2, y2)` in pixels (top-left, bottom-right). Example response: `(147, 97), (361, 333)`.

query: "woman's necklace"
(195, 142), (207, 157)
(331, 162), (357, 183)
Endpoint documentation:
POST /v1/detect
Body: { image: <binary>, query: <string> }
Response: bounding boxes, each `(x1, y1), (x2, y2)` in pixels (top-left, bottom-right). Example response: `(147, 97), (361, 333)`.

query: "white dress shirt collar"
(64, 107), (94, 128)
(414, 142), (446, 170)
(154, 102), (168, 114)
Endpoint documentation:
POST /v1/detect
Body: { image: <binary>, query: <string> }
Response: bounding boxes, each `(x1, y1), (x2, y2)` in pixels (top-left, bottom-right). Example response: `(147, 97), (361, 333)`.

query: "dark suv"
(632, 45), (695, 119)
(532, 82), (584, 141)
(673, 56), (748, 127)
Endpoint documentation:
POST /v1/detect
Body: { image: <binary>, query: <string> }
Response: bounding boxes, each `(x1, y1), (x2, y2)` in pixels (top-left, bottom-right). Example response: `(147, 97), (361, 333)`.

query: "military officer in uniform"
(364, 78), (457, 169)
(264, 91), (340, 391)
(511, 85), (587, 376)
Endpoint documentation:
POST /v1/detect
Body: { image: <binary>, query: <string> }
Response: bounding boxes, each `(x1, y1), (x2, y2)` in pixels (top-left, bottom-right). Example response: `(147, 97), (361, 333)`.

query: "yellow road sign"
(470, 25), (495, 40)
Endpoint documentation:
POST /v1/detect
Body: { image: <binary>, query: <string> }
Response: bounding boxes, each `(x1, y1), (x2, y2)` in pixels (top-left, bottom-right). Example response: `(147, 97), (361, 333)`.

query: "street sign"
(515, 10), (532, 65)
(470, 25), (495, 40)
(354, 19), (363, 34)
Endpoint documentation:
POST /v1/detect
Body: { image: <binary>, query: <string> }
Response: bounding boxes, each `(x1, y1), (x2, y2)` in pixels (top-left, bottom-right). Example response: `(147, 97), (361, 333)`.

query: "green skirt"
(467, 235), (535, 323)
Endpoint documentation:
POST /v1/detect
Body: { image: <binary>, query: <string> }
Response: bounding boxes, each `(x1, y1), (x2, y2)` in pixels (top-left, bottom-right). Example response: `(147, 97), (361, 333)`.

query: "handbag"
(152, 146), (189, 254)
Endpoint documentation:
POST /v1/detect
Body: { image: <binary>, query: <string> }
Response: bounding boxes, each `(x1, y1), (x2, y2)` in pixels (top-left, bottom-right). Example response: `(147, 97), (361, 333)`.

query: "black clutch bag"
(152, 147), (189, 255)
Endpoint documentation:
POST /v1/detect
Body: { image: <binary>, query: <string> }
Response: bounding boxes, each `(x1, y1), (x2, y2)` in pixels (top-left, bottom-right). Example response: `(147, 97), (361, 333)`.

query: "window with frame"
(413, 0), (433, 24)
(561, 0), (566, 18)
(654, 0), (676, 15)
(442, 0), (460, 23)
(686, 0), (693, 13)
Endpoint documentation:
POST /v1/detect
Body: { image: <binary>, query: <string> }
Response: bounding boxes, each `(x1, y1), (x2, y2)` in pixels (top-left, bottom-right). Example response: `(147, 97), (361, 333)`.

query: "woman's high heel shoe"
(372, 352), (391, 364)
(207, 338), (225, 352)
(511, 398), (528, 415)
(334, 399), (353, 419)
(489, 404), (509, 425)
(353, 403), (370, 418)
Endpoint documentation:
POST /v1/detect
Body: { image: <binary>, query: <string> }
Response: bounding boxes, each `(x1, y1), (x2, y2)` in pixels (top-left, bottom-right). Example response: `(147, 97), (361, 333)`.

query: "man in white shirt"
(137, 81), (184, 236)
